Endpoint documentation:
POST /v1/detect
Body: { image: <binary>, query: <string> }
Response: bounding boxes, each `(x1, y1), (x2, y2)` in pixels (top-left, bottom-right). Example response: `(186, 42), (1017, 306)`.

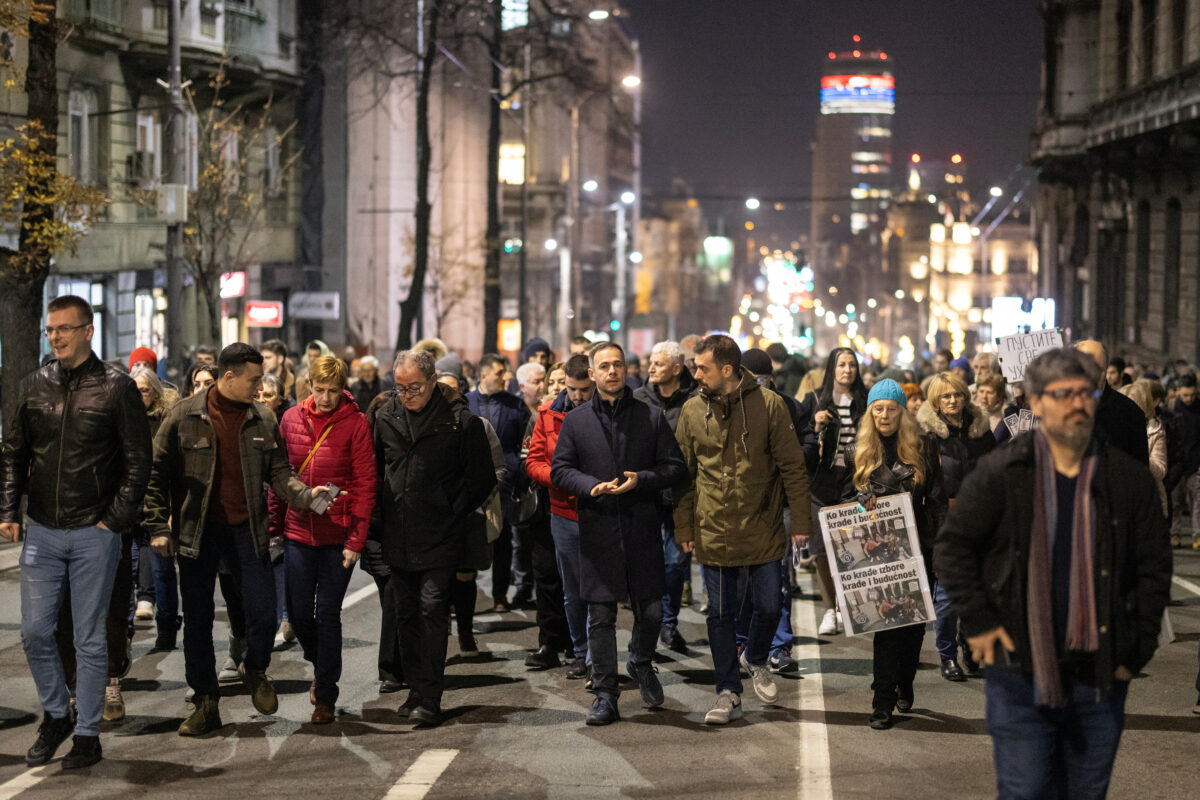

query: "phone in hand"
(310, 483), (341, 515)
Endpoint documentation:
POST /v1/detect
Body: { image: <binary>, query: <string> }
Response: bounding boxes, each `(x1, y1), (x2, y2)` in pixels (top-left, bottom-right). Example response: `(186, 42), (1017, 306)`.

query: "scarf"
(1027, 431), (1100, 708)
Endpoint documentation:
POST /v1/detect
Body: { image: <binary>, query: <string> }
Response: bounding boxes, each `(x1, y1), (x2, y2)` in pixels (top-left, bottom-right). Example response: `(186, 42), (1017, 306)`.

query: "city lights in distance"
(621, 75), (642, 89)
(911, 153), (921, 163)
(629, 251), (643, 264)
(990, 186), (1003, 197)
(620, 190), (635, 205)
(852, 34), (862, 42)
(588, 9), (610, 20)
(582, 179), (599, 192)
(895, 289), (905, 299)
(828, 286), (839, 296)
(867, 298), (877, 308)
(845, 303), (856, 313)
(745, 197), (761, 210)
(745, 221), (755, 231)
(950, 154), (963, 164)
(927, 194), (937, 204)
(544, 238), (558, 252)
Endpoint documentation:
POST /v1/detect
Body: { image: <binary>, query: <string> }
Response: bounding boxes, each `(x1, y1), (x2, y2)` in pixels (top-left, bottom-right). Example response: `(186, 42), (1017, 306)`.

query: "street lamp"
(588, 9), (611, 20)
(621, 74), (642, 89)
(745, 197), (761, 211)
(544, 238), (558, 252)
(620, 190), (635, 205)
(582, 179), (599, 193)
(989, 186), (1003, 198)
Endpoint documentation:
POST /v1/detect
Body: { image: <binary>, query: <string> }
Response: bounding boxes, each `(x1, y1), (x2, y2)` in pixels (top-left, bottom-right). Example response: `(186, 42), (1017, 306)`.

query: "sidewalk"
(0, 540), (19, 572)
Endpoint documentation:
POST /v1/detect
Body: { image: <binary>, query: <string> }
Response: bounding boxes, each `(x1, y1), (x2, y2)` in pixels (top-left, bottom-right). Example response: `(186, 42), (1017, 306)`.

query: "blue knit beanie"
(949, 357), (971, 372)
(867, 378), (907, 409)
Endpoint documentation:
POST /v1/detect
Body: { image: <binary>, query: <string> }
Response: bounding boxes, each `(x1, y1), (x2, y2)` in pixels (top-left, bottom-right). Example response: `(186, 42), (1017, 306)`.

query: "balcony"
(1087, 61), (1200, 148)
(224, 0), (269, 59)
(62, 0), (127, 33)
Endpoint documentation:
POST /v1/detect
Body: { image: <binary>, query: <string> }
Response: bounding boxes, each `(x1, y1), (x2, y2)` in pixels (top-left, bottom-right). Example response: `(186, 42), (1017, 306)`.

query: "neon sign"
(820, 74), (895, 115)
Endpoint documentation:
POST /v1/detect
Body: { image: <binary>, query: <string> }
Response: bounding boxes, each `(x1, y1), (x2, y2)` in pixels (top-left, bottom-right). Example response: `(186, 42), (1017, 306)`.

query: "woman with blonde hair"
(1121, 379), (1169, 518)
(844, 379), (947, 730)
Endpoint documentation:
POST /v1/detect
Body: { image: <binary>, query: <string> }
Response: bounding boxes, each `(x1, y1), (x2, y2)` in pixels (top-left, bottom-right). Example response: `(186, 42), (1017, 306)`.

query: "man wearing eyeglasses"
(0, 295), (152, 770)
(935, 347), (1172, 799)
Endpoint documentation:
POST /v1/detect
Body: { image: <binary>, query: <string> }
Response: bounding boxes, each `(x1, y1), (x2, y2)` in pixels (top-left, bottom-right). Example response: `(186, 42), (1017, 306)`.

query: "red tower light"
(852, 34), (862, 43)
(911, 153), (921, 164)
(951, 153), (963, 164)
(828, 51), (837, 59)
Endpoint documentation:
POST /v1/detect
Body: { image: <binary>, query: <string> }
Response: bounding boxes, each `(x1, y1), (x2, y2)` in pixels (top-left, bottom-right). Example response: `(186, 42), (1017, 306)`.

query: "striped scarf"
(1027, 431), (1100, 708)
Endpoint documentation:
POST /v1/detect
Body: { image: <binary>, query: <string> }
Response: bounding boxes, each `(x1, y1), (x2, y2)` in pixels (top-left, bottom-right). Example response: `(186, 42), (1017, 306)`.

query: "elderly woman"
(917, 372), (995, 681)
(844, 379), (947, 730)
(271, 355), (376, 723)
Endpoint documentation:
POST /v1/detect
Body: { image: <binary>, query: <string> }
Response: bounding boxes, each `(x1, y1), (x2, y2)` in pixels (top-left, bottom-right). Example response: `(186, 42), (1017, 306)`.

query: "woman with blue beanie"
(844, 379), (947, 729)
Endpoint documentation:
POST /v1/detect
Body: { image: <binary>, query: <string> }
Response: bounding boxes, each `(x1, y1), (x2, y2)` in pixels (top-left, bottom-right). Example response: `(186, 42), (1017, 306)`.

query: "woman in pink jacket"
(271, 356), (376, 723)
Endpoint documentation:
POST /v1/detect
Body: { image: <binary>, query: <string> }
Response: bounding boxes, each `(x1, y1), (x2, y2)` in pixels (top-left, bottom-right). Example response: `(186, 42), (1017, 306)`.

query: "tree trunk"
(396, 2), (441, 353)
(1, 7), (58, 433)
(481, 0), (502, 354)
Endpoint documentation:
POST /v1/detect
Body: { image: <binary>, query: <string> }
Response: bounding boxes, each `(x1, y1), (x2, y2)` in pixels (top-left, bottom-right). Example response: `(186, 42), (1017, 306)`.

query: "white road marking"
(384, 749), (459, 800)
(795, 590), (834, 800)
(0, 766), (48, 800)
(342, 582), (379, 610)
(1172, 574), (1200, 597)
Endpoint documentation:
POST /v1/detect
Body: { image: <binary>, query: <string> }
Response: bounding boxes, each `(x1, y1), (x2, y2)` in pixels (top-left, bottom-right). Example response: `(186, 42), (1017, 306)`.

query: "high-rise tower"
(810, 38), (894, 305)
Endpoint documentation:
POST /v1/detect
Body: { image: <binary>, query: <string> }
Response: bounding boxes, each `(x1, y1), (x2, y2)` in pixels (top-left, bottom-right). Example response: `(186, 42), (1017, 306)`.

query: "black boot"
(524, 645), (561, 670)
(61, 735), (102, 769)
(154, 617), (180, 651)
(25, 711), (75, 766)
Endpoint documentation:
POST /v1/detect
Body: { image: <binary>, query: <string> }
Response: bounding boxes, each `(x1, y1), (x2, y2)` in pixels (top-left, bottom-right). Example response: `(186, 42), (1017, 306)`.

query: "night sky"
(624, 0), (1043, 237)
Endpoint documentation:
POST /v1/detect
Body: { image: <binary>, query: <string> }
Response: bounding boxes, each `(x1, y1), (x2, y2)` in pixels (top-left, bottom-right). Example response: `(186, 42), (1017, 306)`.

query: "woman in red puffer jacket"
(269, 355), (375, 724)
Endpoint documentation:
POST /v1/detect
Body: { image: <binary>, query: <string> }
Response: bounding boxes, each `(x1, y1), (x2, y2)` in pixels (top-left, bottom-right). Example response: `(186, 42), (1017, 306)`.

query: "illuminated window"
(858, 126), (892, 137)
(499, 142), (525, 185)
(852, 151), (885, 162)
(502, 0), (529, 30)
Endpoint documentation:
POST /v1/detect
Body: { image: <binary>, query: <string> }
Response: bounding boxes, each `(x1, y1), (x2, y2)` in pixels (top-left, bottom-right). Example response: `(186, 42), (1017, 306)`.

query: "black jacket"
(374, 385), (497, 571)
(351, 375), (388, 414)
(467, 389), (531, 520)
(933, 433), (1172, 695)
(1168, 398), (1200, 484)
(1095, 385), (1150, 465)
(632, 370), (696, 432)
(551, 388), (687, 602)
(1, 352), (151, 533)
(916, 401), (996, 500)
(802, 388), (867, 504)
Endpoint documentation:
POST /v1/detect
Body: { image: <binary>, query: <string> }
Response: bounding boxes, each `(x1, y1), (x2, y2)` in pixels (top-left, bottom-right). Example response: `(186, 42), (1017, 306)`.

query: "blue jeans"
(986, 666), (1128, 799)
(549, 515), (588, 658)
(20, 520), (122, 737)
(284, 541), (354, 705)
(704, 561), (782, 694)
(932, 580), (964, 662)
(150, 550), (179, 629)
(661, 522), (691, 633)
(178, 522), (277, 699)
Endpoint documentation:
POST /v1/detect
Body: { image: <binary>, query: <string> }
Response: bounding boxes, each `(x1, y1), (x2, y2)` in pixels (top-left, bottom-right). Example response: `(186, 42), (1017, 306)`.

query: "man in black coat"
(551, 343), (687, 726)
(1074, 340), (1149, 465)
(375, 350), (497, 725)
(935, 348), (1171, 798)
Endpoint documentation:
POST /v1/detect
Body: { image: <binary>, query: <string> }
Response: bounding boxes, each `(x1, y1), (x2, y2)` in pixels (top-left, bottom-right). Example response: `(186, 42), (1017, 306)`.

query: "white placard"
(995, 328), (1065, 383)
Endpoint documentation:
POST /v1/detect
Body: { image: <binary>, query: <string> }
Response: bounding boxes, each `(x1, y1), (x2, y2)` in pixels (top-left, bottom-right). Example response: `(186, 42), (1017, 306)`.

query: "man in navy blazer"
(551, 342), (687, 726)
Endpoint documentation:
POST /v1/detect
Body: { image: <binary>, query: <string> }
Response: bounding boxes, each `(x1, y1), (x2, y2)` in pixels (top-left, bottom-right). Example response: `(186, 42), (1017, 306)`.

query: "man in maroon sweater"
(146, 343), (331, 735)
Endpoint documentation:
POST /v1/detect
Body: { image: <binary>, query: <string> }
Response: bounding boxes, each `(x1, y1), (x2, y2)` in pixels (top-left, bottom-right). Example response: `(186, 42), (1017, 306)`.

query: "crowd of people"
(0, 294), (1188, 798)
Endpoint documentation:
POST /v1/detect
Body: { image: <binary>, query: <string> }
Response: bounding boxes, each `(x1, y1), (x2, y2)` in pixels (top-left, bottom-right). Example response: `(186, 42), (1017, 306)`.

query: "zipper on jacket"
(55, 380), (73, 528)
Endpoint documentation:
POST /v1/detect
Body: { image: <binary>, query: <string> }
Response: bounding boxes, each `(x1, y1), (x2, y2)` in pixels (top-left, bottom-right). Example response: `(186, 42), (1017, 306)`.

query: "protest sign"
(995, 328), (1065, 383)
(818, 493), (935, 637)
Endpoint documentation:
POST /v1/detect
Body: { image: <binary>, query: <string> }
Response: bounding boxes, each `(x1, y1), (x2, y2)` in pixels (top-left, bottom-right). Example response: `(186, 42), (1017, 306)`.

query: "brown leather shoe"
(311, 703), (334, 724)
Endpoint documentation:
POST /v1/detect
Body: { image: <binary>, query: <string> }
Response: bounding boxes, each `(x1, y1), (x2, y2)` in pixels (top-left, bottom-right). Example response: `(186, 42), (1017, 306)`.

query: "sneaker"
(660, 627), (687, 653)
(135, 600), (154, 620)
(625, 661), (665, 707)
(818, 608), (840, 636)
(767, 647), (799, 673)
(704, 690), (742, 725)
(586, 693), (620, 726)
(61, 735), (102, 769)
(25, 711), (75, 766)
(102, 678), (125, 722)
(238, 665), (279, 715)
(566, 657), (589, 680)
(739, 651), (778, 704)
(868, 709), (893, 730)
(178, 695), (223, 736)
(217, 656), (241, 684)
(459, 634), (479, 657)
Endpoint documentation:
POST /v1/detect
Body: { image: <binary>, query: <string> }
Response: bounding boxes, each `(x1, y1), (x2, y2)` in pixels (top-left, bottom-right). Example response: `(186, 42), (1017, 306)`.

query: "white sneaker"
(103, 677), (125, 721)
(739, 651), (778, 704)
(135, 600), (154, 620)
(819, 608), (839, 635)
(704, 690), (743, 725)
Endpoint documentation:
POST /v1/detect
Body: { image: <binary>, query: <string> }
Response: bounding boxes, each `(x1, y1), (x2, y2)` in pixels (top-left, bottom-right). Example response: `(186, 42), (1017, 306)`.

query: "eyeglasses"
(396, 381), (430, 397)
(938, 392), (964, 402)
(42, 324), (90, 337)
(1042, 387), (1099, 403)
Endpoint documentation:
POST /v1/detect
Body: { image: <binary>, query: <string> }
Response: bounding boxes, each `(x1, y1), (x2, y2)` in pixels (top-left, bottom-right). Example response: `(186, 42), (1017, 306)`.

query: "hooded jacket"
(270, 390), (376, 552)
(916, 400), (996, 500)
(673, 369), (813, 567)
(934, 433), (1172, 696)
(374, 383), (496, 571)
(525, 390), (579, 521)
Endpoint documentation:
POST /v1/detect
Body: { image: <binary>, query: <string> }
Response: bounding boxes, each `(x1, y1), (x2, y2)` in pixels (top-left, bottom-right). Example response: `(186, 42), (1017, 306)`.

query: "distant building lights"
(911, 153), (921, 163)
(950, 153), (963, 164)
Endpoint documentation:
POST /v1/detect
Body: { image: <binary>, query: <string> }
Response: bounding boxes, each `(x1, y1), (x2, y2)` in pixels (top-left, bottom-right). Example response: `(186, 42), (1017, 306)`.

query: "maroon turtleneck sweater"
(207, 385), (251, 526)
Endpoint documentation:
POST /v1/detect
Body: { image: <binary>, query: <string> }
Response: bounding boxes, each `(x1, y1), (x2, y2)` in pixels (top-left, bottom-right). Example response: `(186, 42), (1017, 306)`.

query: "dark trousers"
(390, 567), (454, 709)
(150, 550), (180, 631)
(871, 623), (926, 711)
(178, 522), (277, 699)
(511, 523), (534, 595)
(986, 667), (1128, 799)
(704, 561), (782, 694)
(373, 574), (403, 683)
(734, 556), (795, 652)
(56, 534), (135, 683)
(492, 525), (513, 604)
(133, 539), (155, 603)
(284, 541), (354, 705)
(451, 574), (478, 638)
(587, 597), (661, 697)
(218, 567), (247, 642)
(529, 517), (570, 650)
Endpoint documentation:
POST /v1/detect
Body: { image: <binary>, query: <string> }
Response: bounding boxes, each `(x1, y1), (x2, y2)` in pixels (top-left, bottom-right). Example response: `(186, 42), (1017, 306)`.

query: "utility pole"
(164, 0), (186, 375)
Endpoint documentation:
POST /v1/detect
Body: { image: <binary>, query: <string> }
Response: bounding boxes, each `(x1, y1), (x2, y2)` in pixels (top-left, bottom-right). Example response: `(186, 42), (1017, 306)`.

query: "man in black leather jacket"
(0, 295), (151, 770)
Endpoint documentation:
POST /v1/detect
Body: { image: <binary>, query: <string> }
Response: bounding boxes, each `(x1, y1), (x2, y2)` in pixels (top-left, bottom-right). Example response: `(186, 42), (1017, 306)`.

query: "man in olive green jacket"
(144, 344), (328, 736)
(673, 335), (811, 724)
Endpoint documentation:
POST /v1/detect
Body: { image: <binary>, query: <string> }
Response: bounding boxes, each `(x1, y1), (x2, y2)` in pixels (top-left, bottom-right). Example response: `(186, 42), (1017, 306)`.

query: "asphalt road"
(0, 546), (1197, 799)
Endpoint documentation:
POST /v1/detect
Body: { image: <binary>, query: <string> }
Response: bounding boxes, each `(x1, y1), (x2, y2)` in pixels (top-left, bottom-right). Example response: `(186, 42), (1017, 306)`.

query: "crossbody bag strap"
(298, 423), (335, 477)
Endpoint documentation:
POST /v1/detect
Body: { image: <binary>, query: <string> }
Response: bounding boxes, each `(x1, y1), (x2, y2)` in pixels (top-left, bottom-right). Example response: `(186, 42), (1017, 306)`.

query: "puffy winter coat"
(673, 369), (813, 567)
(525, 390), (578, 521)
(916, 401), (996, 500)
(270, 390), (376, 552)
